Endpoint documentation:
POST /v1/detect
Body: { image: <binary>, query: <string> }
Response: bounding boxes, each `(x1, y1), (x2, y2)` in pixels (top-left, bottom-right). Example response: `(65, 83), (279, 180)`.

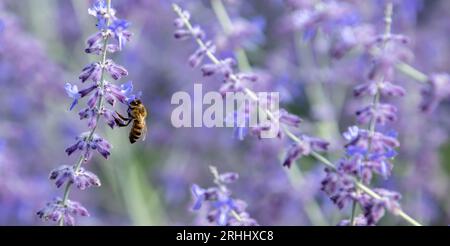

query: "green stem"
(350, 201), (358, 226)
(59, 0), (112, 226)
(210, 0), (252, 72)
(395, 62), (428, 84)
(172, 3), (422, 226)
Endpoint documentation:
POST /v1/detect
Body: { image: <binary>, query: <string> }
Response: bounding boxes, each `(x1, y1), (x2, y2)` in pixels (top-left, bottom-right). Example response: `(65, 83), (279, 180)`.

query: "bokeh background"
(0, 0), (449, 225)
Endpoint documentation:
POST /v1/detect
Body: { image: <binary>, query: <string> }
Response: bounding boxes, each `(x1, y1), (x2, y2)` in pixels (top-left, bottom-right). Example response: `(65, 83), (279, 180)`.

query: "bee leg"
(115, 111), (131, 121)
(113, 112), (132, 127)
(115, 118), (132, 127)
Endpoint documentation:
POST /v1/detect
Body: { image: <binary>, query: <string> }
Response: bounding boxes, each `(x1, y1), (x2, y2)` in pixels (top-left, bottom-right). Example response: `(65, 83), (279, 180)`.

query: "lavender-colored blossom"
(201, 58), (236, 77)
(65, 133), (112, 160)
(191, 167), (257, 226)
(355, 103), (398, 125)
(283, 135), (329, 168)
(79, 62), (102, 83)
(354, 81), (406, 98)
(37, 198), (89, 226)
(420, 73), (450, 113)
(65, 83), (81, 110)
(109, 19), (132, 50)
(49, 165), (101, 190)
(188, 41), (216, 68)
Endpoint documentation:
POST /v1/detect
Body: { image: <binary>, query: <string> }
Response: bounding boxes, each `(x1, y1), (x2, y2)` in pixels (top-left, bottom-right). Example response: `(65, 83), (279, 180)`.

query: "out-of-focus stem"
(59, 0), (112, 226)
(211, 0), (252, 72)
(172, 3), (422, 226)
(396, 62), (428, 84)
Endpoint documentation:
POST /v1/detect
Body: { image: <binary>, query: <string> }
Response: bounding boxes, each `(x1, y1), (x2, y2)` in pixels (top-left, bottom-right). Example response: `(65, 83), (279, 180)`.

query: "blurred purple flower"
(191, 167), (258, 226)
(65, 83), (81, 110)
(49, 165), (101, 190)
(37, 198), (89, 226)
(420, 73), (450, 113)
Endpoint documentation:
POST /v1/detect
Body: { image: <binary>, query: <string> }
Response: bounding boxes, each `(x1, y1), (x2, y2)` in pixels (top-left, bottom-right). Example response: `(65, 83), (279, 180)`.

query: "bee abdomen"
(129, 121), (144, 144)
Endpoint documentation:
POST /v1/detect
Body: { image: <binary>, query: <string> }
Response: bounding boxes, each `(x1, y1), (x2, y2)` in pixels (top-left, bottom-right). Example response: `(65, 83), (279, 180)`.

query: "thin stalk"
(172, 3), (422, 226)
(395, 62), (428, 84)
(59, 0), (112, 226)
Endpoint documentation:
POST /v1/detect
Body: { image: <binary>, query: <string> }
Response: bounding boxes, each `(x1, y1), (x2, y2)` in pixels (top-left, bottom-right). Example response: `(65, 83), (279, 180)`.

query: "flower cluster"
(38, 0), (135, 226)
(191, 166), (257, 226)
(321, 3), (407, 225)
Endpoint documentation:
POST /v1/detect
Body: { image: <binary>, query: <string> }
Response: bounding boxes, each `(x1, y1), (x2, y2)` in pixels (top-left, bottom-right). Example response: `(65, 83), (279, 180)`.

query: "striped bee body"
(113, 99), (148, 144)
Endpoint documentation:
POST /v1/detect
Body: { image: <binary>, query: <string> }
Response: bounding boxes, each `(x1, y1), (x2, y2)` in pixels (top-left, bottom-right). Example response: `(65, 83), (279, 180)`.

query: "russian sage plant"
(321, 3), (414, 226)
(37, 0), (136, 226)
(172, 1), (424, 226)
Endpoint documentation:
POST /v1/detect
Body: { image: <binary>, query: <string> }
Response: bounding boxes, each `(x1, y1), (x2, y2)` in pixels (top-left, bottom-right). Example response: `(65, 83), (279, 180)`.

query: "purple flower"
(86, 32), (104, 48)
(65, 83), (81, 110)
(109, 19), (132, 50)
(79, 62), (102, 83)
(49, 165), (101, 190)
(88, 0), (116, 30)
(37, 198), (89, 226)
(218, 172), (239, 184)
(174, 25), (205, 40)
(104, 81), (135, 105)
(85, 34), (120, 55)
(104, 59), (128, 80)
(420, 73), (450, 113)
(354, 81), (406, 98)
(358, 189), (402, 225)
(356, 103), (398, 125)
(321, 165), (356, 209)
(191, 184), (219, 211)
(277, 108), (302, 128)
(65, 133), (112, 160)
(190, 167), (257, 226)
(188, 41), (216, 68)
(201, 58), (236, 77)
(283, 136), (329, 168)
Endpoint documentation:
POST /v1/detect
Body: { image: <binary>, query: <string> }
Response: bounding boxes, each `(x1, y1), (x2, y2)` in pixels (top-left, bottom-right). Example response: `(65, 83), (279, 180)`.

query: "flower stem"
(172, 3), (422, 226)
(350, 200), (358, 226)
(59, 0), (112, 226)
(395, 62), (428, 84)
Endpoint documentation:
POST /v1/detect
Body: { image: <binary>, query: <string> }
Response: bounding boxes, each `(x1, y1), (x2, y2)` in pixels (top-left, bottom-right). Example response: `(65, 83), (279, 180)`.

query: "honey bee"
(114, 99), (148, 144)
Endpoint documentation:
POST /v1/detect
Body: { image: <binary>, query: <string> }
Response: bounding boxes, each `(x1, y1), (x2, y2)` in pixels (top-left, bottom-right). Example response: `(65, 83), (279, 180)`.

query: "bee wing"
(141, 123), (148, 141)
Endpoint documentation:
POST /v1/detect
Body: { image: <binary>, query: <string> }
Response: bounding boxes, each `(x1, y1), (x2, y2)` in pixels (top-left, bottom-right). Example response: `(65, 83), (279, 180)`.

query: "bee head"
(129, 99), (141, 106)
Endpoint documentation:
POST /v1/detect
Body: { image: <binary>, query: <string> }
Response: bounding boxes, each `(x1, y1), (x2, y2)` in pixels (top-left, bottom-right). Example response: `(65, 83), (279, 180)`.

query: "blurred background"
(0, 0), (449, 225)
